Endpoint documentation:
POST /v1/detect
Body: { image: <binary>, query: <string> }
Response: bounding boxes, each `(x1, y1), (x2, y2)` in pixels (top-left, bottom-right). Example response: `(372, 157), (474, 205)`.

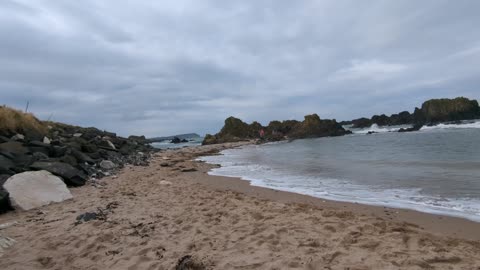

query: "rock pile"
(0, 116), (155, 213)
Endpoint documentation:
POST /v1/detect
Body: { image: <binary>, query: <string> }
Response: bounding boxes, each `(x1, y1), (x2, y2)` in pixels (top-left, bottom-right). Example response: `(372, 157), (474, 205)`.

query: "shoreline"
(0, 141), (479, 269)
(191, 143), (480, 242)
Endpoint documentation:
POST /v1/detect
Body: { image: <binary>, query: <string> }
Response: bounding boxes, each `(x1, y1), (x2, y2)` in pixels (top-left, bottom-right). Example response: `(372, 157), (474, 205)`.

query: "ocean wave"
(420, 120), (480, 131)
(349, 124), (410, 134)
(198, 147), (480, 222)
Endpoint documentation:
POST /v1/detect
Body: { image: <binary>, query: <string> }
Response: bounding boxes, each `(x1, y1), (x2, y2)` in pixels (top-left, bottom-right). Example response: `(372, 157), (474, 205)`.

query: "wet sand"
(0, 142), (479, 269)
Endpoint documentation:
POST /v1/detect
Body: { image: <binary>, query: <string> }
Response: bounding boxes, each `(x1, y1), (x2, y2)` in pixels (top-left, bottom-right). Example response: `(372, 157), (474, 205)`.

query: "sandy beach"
(1, 142), (480, 269)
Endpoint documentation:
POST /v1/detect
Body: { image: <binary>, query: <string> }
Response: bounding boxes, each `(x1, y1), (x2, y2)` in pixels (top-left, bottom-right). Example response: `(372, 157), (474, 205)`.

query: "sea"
(198, 120), (480, 222)
(151, 137), (203, 150)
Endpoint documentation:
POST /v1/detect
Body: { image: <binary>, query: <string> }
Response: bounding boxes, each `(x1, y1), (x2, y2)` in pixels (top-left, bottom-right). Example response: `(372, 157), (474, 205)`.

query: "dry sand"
(1, 142), (480, 269)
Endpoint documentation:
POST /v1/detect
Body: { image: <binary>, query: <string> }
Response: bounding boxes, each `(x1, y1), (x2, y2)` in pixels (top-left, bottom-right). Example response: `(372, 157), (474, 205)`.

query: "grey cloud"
(1, 0), (479, 137)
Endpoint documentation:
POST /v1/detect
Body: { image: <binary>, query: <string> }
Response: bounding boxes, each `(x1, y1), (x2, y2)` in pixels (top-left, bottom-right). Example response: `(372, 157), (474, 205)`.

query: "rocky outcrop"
(3, 170), (73, 211)
(342, 97), (479, 129)
(203, 114), (350, 145)
(415, 97), (480, 124)
(0, 106), (155, 214)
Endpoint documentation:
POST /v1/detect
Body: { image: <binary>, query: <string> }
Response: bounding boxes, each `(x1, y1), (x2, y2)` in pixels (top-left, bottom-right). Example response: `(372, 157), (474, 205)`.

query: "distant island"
(203, 97), (480, 145)
(147, 133), (201, 143)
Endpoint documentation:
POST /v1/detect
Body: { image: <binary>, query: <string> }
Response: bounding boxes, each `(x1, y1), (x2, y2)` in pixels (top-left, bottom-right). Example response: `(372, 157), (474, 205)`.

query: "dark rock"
(202, 134), (218, 145)
(32, 152), (49, 161)
(27, 141), (51, 148)
(51, 146), (68, 158)
(0, 156), (15, 173)
(77, 163), (97, 176)
(30, 161), (87, 187)
(367, 131), (378, 135)
(128, 135), (147, 143)
(398, 124), (423, 133)
(181, 139), (188, 143)
(0, 175), (13, 213)
(76, 212), (98, 222)
(0, 136), (10, 143)
(71, 149), (95, 164)
(170, 137), (182, 144)
(181, 168), (197, 172)
(0, 141), (29, 156)
(175, 255), (206, 270)
(60, 155), (78, 167)
(28, 146), (51, 157)
(81, 143), (97, 153)
(351, 117), (373, 128)
(0, 151), (14, 160)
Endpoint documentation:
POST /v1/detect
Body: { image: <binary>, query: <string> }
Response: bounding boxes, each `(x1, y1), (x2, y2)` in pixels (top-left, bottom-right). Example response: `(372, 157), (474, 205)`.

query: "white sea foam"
(420, 120), (480, 131)
(198, 145), (480, 222)
(349, 124), (411, 134)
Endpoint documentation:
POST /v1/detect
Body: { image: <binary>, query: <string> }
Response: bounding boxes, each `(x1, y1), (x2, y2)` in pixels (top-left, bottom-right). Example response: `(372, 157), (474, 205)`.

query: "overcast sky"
(1, 1), (479, 137)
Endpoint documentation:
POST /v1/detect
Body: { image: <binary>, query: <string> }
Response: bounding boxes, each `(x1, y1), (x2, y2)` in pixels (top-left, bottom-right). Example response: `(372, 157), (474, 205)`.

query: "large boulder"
(30, 161), (87, 186)
(3, 171), (73, 211)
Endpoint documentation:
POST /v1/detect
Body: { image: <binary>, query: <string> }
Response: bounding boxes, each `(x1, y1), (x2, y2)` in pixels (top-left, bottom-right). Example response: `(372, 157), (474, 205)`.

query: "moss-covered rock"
(203, 114), (349, 145)
(418, 97), (480, 124)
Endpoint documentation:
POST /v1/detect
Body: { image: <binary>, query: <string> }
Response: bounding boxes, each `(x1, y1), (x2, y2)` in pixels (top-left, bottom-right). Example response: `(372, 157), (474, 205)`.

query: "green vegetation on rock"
(203, 114), (350, 145)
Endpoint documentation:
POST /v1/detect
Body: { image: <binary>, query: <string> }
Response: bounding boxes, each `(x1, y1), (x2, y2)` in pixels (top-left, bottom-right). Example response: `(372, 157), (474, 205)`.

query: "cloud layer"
(1, 0), (479, 136)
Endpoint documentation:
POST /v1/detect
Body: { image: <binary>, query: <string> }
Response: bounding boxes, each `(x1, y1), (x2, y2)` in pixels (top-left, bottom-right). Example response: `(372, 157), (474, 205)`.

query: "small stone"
(181, 168), (197, 172)
(43, 137), (51, 144)
(99, 160), (116, 170)
(10, 134), (25, 141)
(73, 133), (83, 138)
(159, 180), (172, 185)
(76, 212), (97, 222)
(106, 140), (116, 150)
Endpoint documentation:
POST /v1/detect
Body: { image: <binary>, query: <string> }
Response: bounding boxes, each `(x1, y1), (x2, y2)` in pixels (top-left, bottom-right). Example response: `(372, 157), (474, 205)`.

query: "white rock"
(0, 234), (16, 257)
(100, 160), (116, 170)
(3, 171), (73, 211)
(159, 180), (172, 185)
(43, 137), (51, 144)
(73, 133), (83, 137)
(10, 134), (25, 141)
(106, 140), (116, 150)
(0, 222), (18, 230)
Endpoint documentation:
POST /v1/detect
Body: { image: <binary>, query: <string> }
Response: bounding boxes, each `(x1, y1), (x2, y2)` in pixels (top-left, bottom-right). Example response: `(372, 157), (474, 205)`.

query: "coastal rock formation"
(342, 97), (480, 129)
(416, 97), (480, 124)
(203, 114), (350, 145)
(3, 170), (73, 211)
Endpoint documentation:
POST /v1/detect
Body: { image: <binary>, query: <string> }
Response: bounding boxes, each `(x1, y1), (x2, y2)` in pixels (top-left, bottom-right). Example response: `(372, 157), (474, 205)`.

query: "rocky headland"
(340, 97), (480, 130)
(0, 106), (154, 214)
(203, 114), (351, 145)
